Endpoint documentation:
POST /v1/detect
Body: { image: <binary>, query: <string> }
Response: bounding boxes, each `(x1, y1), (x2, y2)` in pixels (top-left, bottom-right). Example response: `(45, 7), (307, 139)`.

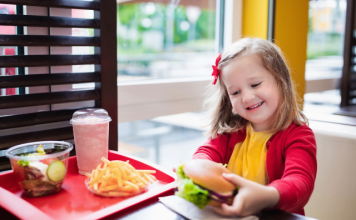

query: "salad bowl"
(5, 141), (73, 197)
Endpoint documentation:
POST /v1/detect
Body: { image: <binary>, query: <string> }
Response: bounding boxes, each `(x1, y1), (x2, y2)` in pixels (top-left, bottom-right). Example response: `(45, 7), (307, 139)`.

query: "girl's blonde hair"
(204, 37), (308, 139)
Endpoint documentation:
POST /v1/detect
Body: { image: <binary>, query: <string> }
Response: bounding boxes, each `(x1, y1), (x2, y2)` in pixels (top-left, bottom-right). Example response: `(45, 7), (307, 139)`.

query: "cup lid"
(69, 108), (112, 124)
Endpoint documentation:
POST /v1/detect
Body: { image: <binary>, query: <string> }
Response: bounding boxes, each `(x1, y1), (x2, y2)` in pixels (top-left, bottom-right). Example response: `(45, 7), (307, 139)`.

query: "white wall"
(305, 120), (356, 220)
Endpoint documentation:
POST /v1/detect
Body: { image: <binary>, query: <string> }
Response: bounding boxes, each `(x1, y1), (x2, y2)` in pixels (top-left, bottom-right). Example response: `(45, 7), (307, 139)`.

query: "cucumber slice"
(47, 161), (66, 182)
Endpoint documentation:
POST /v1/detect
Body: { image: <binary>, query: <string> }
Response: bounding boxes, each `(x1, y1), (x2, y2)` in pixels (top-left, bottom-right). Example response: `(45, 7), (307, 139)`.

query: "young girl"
(192, 38), (317, 216)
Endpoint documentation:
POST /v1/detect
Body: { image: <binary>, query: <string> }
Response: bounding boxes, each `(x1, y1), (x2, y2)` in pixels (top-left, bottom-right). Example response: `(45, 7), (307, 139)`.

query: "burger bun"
(183, 159), (235, 195)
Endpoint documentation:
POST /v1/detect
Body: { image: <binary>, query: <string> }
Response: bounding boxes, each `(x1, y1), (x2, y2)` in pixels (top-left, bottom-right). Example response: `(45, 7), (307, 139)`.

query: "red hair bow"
(211, 53), (221, 85)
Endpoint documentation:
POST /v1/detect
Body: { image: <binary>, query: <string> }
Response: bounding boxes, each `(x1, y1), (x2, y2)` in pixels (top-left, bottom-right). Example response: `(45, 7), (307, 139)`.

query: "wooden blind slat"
(0, 14), (99, 28)
(0, 127), (74, 150)
(0, 35), (100, 47)
(0, 55), (100, 68)
(0, 72), (100, 88)
(0, 109), (77, 130)
(0, 90), (100, 110)
(0, 0), (100, 10)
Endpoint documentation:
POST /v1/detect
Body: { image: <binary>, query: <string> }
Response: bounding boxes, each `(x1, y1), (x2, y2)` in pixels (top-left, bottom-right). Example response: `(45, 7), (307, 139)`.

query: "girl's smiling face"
(221, 54), (280, 132)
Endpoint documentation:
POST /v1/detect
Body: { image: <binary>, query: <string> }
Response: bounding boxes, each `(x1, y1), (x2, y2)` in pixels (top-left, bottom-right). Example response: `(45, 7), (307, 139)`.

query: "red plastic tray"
(0, 150), (176, 220)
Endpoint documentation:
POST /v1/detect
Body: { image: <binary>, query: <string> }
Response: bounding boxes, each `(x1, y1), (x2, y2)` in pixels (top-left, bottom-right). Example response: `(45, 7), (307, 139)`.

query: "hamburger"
(175, 159), (238, 209)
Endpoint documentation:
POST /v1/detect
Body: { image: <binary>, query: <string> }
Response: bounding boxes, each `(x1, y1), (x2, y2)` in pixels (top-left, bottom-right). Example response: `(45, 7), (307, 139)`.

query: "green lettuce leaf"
(175, 164), (211, 209)
(176, 164), (187, 179)
(17, 155), (29, 167)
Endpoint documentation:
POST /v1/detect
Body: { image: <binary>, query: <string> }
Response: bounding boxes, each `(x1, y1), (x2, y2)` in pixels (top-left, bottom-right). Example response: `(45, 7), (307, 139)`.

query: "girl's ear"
(232, 108), (238, 115)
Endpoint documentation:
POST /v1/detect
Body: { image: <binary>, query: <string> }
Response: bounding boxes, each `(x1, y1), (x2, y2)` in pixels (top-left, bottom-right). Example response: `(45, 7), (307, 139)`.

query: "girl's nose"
(242, 91), (255, 103)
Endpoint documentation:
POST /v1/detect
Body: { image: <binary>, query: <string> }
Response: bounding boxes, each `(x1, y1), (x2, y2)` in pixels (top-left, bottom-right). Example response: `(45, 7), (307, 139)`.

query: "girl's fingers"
(211, 206), (225, 215)
(222, 202), (244, 216)
(222, 173), (246, 187)
(212, 205), (234, 216)
(212, 202), (243, 216)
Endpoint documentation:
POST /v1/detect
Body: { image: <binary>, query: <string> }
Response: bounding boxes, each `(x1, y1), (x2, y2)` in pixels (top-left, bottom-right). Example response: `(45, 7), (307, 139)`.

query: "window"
(117, 1), (216, 83)
(0, 1), (118, 171)
(72, 8), (95, 90)
(118, 0), (242, 123)
(0, 6), (98, 117)
(0, 4), (19, 97)
(117, 0), (242, 169)
(119, 112), (207, 169)
(304, 0), (346, 114)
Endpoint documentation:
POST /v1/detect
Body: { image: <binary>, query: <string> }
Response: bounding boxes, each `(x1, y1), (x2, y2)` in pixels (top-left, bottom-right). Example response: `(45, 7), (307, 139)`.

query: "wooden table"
(0, 190), (316, 220)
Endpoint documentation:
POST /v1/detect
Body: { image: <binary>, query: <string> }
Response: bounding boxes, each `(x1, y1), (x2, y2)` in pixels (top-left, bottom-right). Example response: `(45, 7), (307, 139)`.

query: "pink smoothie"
(72, 118), (109, 175)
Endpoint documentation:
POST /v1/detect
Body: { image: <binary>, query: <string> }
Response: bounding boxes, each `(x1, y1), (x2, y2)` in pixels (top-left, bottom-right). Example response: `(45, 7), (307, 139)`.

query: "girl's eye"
(251, 82), (262, 88)
(231, 91), (240, 95)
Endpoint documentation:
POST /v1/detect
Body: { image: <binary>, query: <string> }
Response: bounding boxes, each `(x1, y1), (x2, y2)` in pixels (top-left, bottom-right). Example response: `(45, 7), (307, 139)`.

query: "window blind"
(0, 0), (118, 171)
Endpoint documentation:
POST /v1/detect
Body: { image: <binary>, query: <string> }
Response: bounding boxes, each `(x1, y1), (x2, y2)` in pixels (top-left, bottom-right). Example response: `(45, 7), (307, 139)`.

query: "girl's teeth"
(249, 102), (262, 109)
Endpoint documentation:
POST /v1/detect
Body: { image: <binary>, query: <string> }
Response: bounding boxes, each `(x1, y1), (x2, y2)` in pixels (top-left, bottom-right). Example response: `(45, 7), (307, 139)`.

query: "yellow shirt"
(227, 123), (273, 185)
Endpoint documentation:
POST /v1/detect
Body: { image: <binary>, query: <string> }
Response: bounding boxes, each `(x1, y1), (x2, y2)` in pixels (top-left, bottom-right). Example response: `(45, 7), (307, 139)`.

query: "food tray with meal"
(0, 150), (176, 220)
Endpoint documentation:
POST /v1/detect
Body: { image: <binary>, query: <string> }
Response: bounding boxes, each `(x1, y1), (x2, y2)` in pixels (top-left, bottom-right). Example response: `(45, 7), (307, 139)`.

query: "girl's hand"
(212, 173), (280, 217)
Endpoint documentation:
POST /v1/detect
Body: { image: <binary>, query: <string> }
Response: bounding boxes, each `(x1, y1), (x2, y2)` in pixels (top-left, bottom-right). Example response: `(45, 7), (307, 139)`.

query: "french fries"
(85, 157), (156, 196)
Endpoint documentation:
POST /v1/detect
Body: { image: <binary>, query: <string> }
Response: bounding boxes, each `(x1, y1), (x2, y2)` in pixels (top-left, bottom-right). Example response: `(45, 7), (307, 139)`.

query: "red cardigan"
(192, 122), (317, 215)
